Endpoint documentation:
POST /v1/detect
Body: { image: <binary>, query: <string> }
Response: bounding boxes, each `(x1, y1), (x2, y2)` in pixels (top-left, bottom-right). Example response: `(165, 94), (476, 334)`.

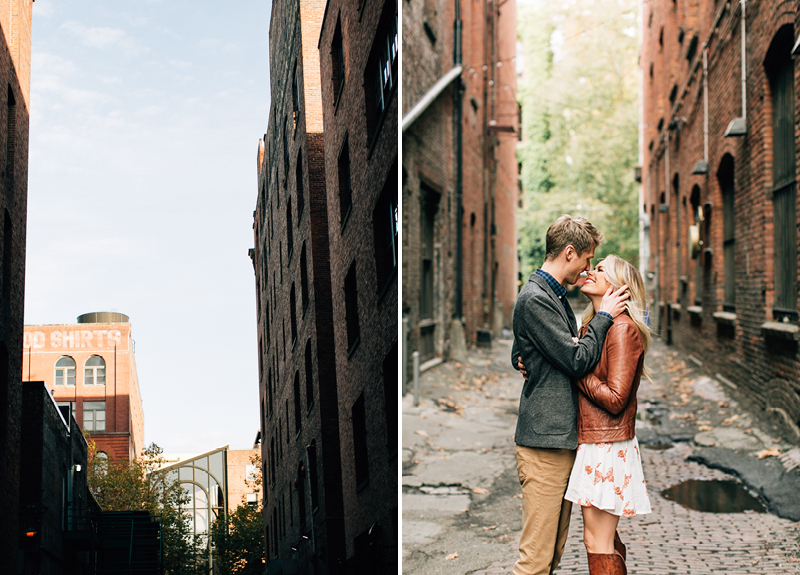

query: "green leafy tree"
(210, 453), (265, 575)
(85, 435), (208, 574)
(517, 0), (640, 276)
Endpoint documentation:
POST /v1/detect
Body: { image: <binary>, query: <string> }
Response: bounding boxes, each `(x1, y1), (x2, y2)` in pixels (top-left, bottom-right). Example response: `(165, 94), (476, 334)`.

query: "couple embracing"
(510, 215), (651, 575)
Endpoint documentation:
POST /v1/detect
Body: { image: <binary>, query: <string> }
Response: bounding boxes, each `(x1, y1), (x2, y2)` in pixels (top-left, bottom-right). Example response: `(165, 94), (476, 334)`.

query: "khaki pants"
(513, 445), (576, 575)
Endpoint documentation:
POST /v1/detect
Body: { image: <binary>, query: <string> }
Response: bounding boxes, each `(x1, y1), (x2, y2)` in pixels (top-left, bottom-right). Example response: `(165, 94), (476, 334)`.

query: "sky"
(25, 0), (272, 453)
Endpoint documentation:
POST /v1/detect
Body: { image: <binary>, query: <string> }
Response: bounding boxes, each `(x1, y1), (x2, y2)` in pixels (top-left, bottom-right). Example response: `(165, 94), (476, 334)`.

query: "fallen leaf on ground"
(756, 448), (781, 459)
(482, 525), (497, 530)
(472, 487), (489, 494)
(445, 553), (459, 560)
(415, 430), (429, 436)
(514, 493), (523, 498)
(697, 425), (713, 432)
(722, 414), (739, 425)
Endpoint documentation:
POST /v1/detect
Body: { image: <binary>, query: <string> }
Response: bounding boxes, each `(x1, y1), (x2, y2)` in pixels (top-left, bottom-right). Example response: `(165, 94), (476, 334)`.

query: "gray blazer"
(510, 273), (612, 450)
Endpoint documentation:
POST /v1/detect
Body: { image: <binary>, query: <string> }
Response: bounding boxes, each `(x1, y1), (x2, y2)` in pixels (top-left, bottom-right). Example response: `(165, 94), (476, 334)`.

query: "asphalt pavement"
(402, 335), (800, 574)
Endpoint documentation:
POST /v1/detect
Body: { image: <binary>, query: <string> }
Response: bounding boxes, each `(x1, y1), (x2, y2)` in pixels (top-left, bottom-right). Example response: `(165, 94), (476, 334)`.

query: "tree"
(85, 435), (207, 575)
(210, 453), (265, 575)
(517, 0), (640, 276)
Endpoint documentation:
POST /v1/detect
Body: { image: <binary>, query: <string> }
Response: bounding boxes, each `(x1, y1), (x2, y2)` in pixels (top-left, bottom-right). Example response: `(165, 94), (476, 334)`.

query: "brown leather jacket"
(576, 313), (644, 444)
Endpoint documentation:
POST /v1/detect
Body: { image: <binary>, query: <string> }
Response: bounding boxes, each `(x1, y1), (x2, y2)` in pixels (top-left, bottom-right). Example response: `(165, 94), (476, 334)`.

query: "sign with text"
(23, 330), (123, 349)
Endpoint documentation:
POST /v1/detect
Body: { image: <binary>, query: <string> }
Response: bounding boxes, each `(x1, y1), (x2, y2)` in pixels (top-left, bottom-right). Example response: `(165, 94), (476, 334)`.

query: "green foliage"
(210, 453), (265, 575)
(517, 0), (640, 276)
(85, 435), (208, 575)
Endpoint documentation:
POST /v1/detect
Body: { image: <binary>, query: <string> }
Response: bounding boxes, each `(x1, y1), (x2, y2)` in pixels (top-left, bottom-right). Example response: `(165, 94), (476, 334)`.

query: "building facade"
(641, 0), (800, 436)
(254, 0), (346, 571)
(253, 0), (398, 571)
(318, 0), (398, 570)
(22, 312), (146, 462)
(0, 0), (34, 566)
(402, 0), (518, 367)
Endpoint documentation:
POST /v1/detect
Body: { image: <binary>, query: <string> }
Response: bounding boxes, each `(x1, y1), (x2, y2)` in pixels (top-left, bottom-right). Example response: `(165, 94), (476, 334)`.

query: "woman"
(564, 255), (651, 575)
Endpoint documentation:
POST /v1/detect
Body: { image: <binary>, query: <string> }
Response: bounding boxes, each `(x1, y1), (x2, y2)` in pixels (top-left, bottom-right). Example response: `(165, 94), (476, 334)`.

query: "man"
(510, 215), (629, 575)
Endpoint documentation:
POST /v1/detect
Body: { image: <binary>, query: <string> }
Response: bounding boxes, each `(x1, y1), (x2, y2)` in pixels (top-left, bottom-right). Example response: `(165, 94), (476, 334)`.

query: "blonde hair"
(581, 254), (651, 378)
(545, 215), (604, 262)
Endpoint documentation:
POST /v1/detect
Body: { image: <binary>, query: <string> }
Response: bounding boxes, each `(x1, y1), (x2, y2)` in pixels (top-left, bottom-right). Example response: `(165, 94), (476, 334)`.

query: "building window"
(283, 118), (290, 187)
(296, 151), (305, 220)
(84, 355), (106, 386)
(365, 3), (398, 141)
(331, 20), (345, 104)
(83, 401), (106, 432)
(2, 210), (11, 303)
(290, 284), (298, 344)
(690, 185), (703, 306)
(55, 356), (76, 386)
(338, 137), (352, 230)
(373, 161), (398, 293)
(297, 463), (306, 528)
(56, 401), (77, 422)
(293, 371), (301, 435)
(300, 243), (309, 311)
(308, 441), (319, 512)
(287, 197), (293, 259)
(344, 261), (360, 356)
(352, 393), (369, 490)
(291, 63), (300, 130)
(6, 85), (15, 179)
(383, 343), (398, 453)
(719, 155), (735, 312)
(304, 340), (313, 411)
(767, 26), (797, 320)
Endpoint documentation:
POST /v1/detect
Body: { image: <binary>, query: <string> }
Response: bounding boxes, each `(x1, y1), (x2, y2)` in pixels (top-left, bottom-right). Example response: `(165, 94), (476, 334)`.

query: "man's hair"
(544, 215), (603, 261)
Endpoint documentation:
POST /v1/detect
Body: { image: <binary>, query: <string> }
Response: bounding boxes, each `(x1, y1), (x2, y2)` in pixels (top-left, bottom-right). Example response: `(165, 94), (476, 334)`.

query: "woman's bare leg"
(582, 505), (620, 554)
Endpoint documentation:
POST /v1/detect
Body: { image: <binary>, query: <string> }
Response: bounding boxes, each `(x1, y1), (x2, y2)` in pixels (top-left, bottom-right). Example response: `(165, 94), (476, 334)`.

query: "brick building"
(402, 0), (518, 367)
(253, 0), (345, 571)
(0, 0), (33, 566)
(253, 0), (397, 571)
(641, 0), (800, 436)
(22, 312), (146, 462)
(318, 0), (398, 571)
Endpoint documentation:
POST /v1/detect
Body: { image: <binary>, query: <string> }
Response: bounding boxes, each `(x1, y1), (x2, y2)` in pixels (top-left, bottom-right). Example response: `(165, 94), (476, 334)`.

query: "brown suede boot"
(587, 552), (627, 575)
(614, 530), (626, 561)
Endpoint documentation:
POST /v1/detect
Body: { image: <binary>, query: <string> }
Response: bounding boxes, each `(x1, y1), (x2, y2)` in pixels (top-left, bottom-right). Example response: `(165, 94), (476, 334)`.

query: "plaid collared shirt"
(535, 268), (568, 303)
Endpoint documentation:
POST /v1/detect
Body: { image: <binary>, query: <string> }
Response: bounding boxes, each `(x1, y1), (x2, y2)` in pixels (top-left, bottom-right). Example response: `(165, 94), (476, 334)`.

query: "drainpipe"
(693, 47), (710, 174)
(454, 0), (463, 319)
(449, 0), (467, 362)
(724, 0), (747, 136)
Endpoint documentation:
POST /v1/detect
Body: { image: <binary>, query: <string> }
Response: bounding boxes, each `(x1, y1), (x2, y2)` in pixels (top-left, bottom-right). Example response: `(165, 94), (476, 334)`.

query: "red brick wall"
(402, 0), (517, 360)
(641, 0), (800, 432)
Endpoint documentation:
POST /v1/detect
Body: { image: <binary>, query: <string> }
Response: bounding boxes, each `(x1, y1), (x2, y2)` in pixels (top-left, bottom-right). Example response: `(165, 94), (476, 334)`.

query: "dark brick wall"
(0, 0), (33, 567)
(641, 0), (800, 434)
(402, 0), (517, 362)
(255, 0), (346, 571)
(318, 0), (398, 569)
(20, 382), (92, 574)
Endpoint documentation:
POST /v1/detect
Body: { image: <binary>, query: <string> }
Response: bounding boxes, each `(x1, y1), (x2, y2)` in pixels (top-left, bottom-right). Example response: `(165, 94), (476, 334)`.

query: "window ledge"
(761, 321), (799, 341)
(670, 303), (682, 311)
(713, 311), (737, 325)
(687, 306), (702, 316)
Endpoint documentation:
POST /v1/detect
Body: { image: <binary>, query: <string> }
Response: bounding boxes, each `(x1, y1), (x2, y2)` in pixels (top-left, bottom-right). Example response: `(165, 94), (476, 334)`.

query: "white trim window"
(55, 356), (76, 386)
(84, 355), (106, 386)
(83, 401), (106, 432)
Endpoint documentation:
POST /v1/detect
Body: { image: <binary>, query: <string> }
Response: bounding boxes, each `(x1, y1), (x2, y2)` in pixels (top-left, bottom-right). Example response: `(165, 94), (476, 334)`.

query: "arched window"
(55, 356), (76, 386)
(84, 355), (106, 385)
(690, 185), (703, 306)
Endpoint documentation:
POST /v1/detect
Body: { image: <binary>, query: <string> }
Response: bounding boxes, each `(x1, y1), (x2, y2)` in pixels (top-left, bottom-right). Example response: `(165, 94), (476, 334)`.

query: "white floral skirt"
(564, 436), (652, 517)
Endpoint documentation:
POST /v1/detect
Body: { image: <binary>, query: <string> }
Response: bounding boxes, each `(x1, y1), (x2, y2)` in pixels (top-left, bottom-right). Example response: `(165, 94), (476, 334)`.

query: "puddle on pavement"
(661, 479), (765, 513)
(643, 443), (674, 451)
